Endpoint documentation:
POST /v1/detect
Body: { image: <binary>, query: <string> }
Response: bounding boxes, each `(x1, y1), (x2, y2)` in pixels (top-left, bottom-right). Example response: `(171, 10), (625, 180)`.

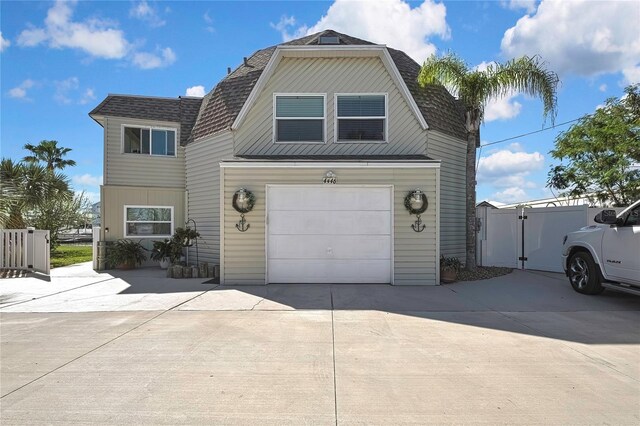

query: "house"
(89, 30), (468, 285)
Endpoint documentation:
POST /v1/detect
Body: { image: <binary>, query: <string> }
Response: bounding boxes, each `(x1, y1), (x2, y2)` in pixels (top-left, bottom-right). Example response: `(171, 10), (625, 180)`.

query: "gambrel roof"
(189, 29), (467, 143)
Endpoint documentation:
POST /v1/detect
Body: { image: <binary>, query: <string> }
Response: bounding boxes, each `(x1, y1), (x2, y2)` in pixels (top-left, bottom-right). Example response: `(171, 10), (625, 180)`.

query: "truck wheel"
(568, 252), (604, 295)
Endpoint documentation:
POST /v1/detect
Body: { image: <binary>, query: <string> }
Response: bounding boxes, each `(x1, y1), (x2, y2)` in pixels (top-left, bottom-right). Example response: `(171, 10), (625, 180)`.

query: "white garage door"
(267, 185), (392, 284)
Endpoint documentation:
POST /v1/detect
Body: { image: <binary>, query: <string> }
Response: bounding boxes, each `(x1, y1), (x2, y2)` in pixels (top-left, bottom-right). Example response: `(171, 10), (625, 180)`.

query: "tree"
(23, 140), (76, 171)
(418, 54), (559, 270)
(548, 84), (640, 207)
(0, 158), (72, 230)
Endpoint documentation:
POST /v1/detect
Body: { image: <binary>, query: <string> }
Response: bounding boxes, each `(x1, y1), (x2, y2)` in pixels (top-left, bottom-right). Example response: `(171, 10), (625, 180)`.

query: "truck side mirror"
(594, 209), (618, 225)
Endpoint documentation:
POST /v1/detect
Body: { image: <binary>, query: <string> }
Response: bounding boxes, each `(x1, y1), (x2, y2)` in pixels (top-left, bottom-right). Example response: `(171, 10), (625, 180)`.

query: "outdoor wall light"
(404, 189), (428, 232)
(232, 188), (255, 232)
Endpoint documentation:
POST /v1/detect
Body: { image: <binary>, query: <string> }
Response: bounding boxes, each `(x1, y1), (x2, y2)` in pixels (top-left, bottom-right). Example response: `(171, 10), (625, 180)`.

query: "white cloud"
(478, 147), (544, 202)
(185, 85), (205, 97)
(54, 77), (80, 104)
(130, 1), (166, 28)
(132, 46), (176, 69)
(492, 187), (528, 203)
(501, 0), (640, 83)
(72, 174), (103, 187)
(8, 79), (36, 100)
(599, 84), (607, 92)
(17, 0), (129, 59)
(478, 149), (544, 180)
(79, 88), (96, 105)
(203, 11), (215, 33)
(0, 31), (10, 52)
(500, 0), (537, 14)
(273, 0), (450, 62)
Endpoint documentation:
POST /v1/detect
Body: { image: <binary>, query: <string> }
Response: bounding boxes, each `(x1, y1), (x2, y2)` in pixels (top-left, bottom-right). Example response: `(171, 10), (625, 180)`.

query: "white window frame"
(124, 205), (174, 238)
(121, 124), (178, 157)
(273, 93), (327, 144)
(334, 93), (388, 144)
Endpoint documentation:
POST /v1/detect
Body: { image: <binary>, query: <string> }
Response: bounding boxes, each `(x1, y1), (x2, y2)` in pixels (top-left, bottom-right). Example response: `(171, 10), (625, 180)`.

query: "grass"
(51, 244), (93, 268)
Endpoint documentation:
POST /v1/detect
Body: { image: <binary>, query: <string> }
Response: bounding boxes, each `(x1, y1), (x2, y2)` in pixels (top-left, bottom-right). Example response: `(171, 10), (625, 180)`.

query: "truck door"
(602, 205), (640, 284)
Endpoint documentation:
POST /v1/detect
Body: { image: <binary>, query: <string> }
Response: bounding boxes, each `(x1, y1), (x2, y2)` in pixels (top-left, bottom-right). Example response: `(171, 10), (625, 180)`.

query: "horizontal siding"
(222, 167), (438, 285)
(100, 185), (185, 266)
(104, 116), (185, 188)
(235, 57), (427, 157)
(184, 131), (234, 265)
(427, 130), (467, 261)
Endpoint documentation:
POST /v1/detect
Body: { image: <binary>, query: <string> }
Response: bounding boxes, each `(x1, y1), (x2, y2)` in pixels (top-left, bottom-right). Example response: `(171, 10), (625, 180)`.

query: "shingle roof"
(89, 95), (203, 145)
(189, 29), (467, 142)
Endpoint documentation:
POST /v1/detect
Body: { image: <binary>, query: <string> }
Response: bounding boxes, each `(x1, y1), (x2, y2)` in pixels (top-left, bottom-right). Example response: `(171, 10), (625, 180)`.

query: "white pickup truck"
(562, 199), (640, 296)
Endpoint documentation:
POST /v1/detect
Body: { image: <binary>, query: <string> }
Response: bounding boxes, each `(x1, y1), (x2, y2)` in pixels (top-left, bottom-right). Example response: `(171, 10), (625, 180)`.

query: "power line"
(480, 117), (583, 148)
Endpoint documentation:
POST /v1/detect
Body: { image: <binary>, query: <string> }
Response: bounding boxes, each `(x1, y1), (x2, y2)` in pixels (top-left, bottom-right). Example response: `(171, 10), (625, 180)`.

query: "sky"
(1, 0), (638, 205)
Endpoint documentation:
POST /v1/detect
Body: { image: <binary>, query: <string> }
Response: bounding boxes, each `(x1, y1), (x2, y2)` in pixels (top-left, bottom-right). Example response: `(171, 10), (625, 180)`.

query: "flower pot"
(118, 262), (135, 270)
(440, 269), (457, 284)
(159, 258), (170, 269)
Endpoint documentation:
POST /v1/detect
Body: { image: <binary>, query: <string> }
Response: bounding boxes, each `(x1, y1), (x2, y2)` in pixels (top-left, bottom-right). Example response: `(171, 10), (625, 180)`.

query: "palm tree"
(22, 140), (76, 171)
(418, 54), (559, 270)
(0, 158), (71, 228)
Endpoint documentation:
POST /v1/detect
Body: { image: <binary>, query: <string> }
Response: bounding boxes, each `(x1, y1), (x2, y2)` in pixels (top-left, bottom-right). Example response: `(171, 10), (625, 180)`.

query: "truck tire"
(568, 251), (604, 295)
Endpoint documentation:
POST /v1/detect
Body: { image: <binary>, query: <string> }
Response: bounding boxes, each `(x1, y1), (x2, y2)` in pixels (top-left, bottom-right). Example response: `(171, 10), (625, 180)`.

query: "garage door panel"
(268, 235), (391, 260)
(268, 259), (390, 283)
(269, 186), (391, 211)
(269, 211), (391, 235)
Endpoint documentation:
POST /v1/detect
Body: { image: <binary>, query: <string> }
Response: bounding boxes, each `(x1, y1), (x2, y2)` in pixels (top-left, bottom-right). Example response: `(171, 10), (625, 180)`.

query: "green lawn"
(51, 245), (93, 268)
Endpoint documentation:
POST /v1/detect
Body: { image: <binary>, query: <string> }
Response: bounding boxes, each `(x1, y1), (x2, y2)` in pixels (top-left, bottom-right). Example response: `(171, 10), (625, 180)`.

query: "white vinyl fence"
(0, 228), (51, 274)
(477, 205), (603, 273)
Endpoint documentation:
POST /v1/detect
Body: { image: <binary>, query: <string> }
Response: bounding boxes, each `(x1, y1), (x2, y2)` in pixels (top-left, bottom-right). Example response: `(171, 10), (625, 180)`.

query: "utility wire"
(480, 117), (583, 148)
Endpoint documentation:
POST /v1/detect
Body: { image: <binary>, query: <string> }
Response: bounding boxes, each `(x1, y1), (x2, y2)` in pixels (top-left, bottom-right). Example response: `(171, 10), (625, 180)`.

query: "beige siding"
(104, 116), (185, 188)
(184, 131), (234, 265)
(234, 57), (427, 156)
(221, 166), (438, 285)
(427, 130), (466, 260)
(101, 184), (185, 244)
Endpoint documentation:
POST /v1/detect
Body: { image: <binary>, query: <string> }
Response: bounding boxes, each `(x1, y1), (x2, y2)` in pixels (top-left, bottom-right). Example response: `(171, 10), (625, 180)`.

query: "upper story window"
(274, 94), (325, 143)
(336, 94), (387, 142)
(122, 126), (177, 156)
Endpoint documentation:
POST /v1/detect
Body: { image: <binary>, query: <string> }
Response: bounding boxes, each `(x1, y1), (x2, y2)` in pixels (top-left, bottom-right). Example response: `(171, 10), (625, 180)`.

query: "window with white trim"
(336, 94), (386, 142)
(124, 206), (173, 237)
(123, 126), (176, 156)
(274, 95), (325, 142)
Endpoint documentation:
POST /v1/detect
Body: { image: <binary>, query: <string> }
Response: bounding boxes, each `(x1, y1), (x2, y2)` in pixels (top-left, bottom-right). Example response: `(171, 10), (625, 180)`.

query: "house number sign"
(323, 170), (337, 184)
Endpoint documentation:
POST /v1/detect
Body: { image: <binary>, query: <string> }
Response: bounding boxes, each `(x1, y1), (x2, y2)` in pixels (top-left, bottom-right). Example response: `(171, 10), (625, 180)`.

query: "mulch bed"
(456, 266), (513, 282)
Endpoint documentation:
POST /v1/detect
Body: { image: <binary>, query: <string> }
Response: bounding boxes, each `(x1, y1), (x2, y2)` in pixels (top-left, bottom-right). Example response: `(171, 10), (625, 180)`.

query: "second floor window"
(274, 95), (325, 143)
(336, 94), (387, 142)
(123, 126), (176, 156)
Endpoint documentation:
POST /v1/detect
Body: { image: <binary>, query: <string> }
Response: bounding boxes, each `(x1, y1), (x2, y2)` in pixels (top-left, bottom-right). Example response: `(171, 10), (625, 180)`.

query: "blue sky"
(2, 0), (638, 204)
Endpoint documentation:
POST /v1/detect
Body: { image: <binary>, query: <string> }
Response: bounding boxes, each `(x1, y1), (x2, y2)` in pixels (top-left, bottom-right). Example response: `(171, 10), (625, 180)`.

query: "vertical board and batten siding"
(184, 131), (234, 264)
(100, 185), (185, 246)
(221, 167), (438, 285)
(234, 57), (427, 157)
(427, 130), (467, 261)
(104, 116), (186, 188)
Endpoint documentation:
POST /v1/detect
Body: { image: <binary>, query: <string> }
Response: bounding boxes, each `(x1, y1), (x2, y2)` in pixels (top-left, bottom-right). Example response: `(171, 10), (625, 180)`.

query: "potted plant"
(106, 239), (146, 270)
(440, 255), (461, 284)
(171, 227), (200, 264)
(150, 239), (175, 269)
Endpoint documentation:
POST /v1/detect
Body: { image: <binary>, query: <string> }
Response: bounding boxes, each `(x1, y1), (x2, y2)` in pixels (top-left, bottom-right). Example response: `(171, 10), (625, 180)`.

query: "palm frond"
(489, 55), (559, 125)
(418, 53), (469, 95)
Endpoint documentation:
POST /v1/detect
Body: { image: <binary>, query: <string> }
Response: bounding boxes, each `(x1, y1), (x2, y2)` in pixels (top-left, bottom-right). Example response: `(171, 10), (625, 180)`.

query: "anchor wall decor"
(404, 189), (428, 232)
(232, 188), (256, 232)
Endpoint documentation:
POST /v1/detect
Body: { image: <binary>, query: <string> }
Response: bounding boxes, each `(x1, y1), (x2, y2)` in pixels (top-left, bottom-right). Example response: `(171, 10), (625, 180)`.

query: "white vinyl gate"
(0, 229), (51, 274)
(478, 205), (590, 273)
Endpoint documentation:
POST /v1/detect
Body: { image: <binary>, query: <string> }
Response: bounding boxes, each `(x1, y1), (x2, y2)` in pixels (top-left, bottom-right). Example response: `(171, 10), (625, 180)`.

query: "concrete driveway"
(1, 263), (639, 424)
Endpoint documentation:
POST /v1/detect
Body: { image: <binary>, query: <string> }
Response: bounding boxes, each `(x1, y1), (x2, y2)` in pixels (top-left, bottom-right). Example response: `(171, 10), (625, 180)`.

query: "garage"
(266, 185), (392, 284)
